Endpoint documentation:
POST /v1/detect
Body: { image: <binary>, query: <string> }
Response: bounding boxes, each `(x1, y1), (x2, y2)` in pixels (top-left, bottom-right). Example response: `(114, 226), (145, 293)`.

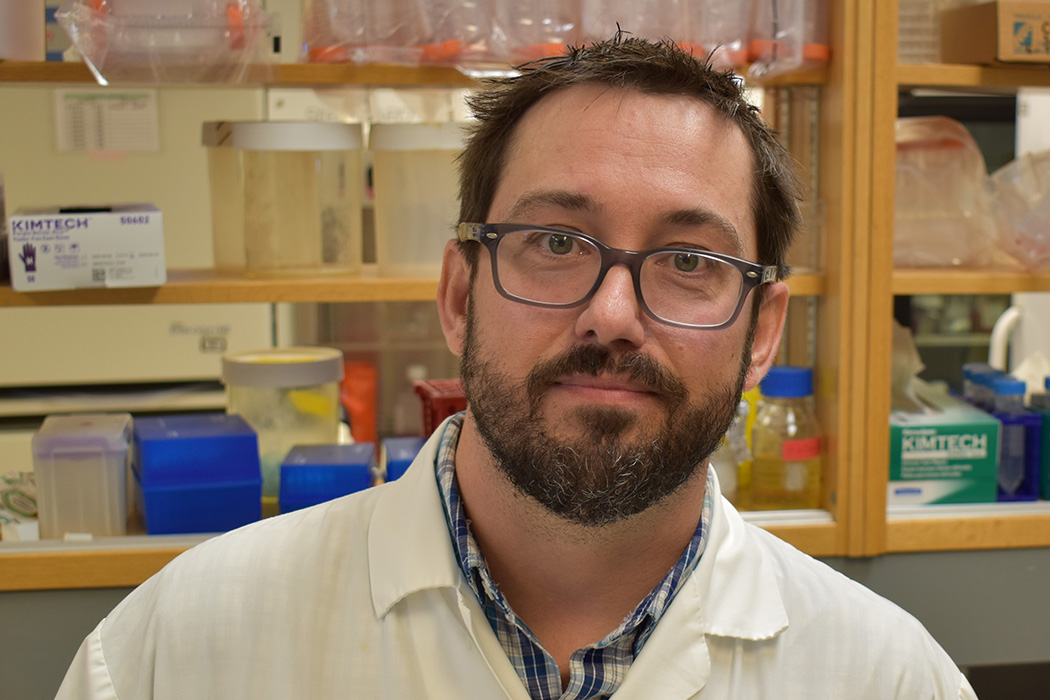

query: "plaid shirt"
(435, 414), (714, 700)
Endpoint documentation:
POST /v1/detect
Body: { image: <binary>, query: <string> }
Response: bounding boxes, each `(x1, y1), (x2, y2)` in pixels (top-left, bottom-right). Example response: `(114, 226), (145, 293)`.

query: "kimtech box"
(940, 1), (1050, 66)
(889, 383), (1001, 505)
(7, 204), (165, 291)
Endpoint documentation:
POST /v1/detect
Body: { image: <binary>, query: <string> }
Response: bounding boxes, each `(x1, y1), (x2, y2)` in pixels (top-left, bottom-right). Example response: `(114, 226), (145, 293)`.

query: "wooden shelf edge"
(0, 545), (189, 591)
(886, 511), (1050, 553)
(0, 270), (822, 306)
(897, 62), (1050, 90)
(0, 59), (828, 88)
(0, 269), (441, 306)
(756, 520), (844, 557)
(892, 268), (1050, 295)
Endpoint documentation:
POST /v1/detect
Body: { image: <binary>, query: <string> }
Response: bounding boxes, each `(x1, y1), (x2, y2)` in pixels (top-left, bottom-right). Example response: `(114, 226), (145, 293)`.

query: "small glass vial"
(750, 366), (822, 510)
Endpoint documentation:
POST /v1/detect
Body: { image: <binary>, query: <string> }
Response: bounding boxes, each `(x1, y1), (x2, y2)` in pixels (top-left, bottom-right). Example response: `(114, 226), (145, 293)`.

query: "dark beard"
(459, 306), (754, 527)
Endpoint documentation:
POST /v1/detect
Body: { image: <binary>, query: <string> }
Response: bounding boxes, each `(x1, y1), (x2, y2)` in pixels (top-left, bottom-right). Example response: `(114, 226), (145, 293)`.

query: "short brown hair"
(457, 33), (803, 280)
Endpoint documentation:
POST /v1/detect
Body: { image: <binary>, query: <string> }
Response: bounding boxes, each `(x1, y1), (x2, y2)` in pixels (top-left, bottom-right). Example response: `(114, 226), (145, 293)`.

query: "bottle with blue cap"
(750, 365), (822, 510)
(1027, 377), (1050, 500)
(991, 376), (1041, 501)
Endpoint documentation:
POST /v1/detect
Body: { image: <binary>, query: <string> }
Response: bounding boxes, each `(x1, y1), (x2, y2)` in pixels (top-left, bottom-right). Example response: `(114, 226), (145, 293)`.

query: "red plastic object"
(412, 379), (466, 436)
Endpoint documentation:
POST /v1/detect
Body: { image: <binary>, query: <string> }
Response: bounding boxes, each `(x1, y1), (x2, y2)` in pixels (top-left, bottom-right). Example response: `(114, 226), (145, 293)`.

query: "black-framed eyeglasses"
(458, 222), (778, 330)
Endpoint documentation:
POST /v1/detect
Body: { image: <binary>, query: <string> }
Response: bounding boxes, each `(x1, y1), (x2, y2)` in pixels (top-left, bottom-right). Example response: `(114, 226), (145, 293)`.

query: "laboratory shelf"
(0, 534), (208, 592)
(896, 63), (1050, 91)
(0, 517), (838, 591)
(0, 269), (825, 307)
(886, 502), (1050, 553)
(0, 60), (826, 88)
(892, 269), (1050, 296)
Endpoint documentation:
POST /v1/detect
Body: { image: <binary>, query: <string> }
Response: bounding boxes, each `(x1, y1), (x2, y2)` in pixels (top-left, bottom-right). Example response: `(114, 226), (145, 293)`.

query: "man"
(57, 35), (976, 699)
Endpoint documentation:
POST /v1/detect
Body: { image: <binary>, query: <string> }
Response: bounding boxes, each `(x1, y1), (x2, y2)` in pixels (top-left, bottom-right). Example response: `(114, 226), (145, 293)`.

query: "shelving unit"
(863, 0), (1050, 555)
(0, 3), (864, 589)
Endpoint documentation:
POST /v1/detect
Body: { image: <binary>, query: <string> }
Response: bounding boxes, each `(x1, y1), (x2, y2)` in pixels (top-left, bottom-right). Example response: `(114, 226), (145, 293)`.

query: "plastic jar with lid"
(370, 122), (468, 278)
(233, 121), (364, 277)
(222, 347), (344, 511)
(750, 365), (822, 510)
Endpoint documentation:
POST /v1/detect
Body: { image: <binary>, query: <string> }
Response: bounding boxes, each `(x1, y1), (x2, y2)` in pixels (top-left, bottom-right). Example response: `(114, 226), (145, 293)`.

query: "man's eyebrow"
(505, 190), (598, 221)
(660, 208), (744, 257)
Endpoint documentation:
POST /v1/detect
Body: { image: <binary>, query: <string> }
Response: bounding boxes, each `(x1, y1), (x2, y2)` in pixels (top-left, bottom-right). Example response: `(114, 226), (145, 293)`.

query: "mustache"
(525, 344), (687, 409)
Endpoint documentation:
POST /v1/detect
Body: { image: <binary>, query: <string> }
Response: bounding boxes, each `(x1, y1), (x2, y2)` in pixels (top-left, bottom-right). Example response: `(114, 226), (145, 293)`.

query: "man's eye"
(547, 234), (575, 255)
(673, 253), (701, 272)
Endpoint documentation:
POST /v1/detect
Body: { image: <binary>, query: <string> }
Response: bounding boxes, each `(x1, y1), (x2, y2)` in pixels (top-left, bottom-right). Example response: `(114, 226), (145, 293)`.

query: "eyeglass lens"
(494, 229), (744, 327)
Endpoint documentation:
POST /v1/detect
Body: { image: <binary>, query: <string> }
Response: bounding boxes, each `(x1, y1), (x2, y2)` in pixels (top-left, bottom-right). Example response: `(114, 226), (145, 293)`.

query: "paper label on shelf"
(54, 89), (159, 152)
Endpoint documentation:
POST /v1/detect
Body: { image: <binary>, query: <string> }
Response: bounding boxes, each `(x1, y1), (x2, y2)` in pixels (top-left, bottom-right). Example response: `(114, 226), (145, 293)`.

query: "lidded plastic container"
(132, 413), (262, 534)
(991, 377), (1042, 501)
(202, 122), (245, 270)
(279, 442), (375, 513)
(370, 123), (468, 278)
(207, 121), (364, 277)
(32, 413), (132, 539)
(750, 366), (823, 510)
(581, 0), (687, 51)
(222, 347), (345, 506)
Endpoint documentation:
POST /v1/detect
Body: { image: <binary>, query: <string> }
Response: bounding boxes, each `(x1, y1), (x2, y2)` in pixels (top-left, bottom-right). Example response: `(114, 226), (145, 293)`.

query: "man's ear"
(437, 239), (471, 357)
(744, 281), (790, 391)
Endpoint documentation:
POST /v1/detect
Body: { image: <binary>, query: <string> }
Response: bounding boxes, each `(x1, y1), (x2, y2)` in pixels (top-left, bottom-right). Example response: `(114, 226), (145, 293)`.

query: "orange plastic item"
(341, 361), (378, 445)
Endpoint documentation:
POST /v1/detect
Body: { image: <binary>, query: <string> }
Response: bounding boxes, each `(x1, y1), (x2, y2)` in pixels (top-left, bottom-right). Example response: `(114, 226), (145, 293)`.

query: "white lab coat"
(56, 421), (976, 699)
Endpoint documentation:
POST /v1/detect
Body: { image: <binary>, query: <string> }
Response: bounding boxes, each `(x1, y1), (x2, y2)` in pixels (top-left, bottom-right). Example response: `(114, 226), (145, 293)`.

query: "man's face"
(441, 84), (788, 525)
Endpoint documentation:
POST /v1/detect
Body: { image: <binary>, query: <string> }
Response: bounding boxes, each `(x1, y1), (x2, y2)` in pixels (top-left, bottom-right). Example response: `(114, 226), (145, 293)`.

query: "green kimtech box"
(888, 383), (1000, 505)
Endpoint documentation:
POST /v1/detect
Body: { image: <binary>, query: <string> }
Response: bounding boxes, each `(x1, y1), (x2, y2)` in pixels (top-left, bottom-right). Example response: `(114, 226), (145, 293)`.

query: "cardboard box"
(7, 204), (165, 292)
(889, 383), (1001, 505)
(940, 1), (1050, 65)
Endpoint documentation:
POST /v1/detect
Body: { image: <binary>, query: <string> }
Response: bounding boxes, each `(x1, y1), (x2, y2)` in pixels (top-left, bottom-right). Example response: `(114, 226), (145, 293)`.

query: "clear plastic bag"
(748, 0), (830, 79)
(990, 149), (1050, 271)
(303, 0), (430, 65)
(581, 0), (688, 50)
(683, 0), (753, 70)
(893, 116), (998, 268)
(56, 0), (275, 84)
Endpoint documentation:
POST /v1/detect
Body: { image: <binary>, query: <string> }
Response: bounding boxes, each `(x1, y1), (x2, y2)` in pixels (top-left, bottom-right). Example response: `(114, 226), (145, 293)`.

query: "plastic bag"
(990, 149), (1050, 271)
(747, 0), (830, 79)
(56, 0), (275, 85)
(893, 116), (998, 267)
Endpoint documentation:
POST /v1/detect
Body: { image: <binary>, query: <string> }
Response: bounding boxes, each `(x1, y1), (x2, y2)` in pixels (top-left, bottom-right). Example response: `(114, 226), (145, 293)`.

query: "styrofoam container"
(132, 413), (262, 534)
(370, 123), (468, 278)
(32, 413), (132, 539)
(279, 442), (375, 512)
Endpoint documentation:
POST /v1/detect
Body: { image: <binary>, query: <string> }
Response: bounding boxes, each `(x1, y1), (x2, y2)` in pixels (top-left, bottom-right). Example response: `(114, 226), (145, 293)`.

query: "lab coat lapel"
(367, 420), (531, 700)
(615, 471), (789, 698)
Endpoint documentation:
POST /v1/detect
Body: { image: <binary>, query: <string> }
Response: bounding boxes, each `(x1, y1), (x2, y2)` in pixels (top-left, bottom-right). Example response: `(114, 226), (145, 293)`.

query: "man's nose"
(573, 264), (647, 349)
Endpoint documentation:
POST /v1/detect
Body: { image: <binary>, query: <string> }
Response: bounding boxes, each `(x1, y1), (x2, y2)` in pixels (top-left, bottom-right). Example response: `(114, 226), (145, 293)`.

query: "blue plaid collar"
(435, 413), (714, 700)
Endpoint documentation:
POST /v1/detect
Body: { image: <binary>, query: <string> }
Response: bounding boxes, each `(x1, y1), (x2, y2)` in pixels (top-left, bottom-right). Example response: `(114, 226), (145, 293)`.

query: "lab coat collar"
(368, 423), (789, 694)
(368, 422), (463, 617)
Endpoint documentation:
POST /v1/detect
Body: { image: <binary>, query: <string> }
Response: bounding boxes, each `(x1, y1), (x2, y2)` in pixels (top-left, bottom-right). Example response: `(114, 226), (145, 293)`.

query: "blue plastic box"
(382, 436), (426, 482)
(133, 413), (262, 535)
(279, 443), (376, 513)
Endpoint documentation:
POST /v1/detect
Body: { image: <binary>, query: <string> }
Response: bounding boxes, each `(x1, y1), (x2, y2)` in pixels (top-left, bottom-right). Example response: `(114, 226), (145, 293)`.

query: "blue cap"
(962, 362), (992, 381)
(760, 366), (813, 399)
(992, 377), (1026, 396)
